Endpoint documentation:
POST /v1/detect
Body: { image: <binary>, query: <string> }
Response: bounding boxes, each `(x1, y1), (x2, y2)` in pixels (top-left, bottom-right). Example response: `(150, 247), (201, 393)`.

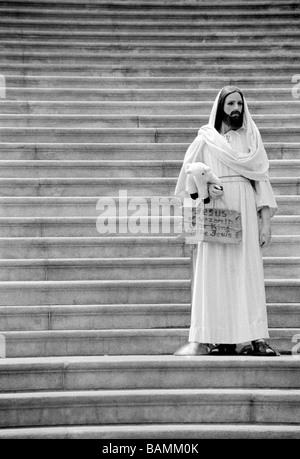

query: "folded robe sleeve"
(254, 179), (278, 217)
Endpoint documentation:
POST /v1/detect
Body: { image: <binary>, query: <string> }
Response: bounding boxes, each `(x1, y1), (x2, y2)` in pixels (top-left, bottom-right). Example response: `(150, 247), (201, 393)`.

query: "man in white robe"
(175, 86), (279, 356)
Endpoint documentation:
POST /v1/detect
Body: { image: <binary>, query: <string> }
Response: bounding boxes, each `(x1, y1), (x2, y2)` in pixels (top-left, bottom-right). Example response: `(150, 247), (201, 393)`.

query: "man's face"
(223, 92), (244, 129)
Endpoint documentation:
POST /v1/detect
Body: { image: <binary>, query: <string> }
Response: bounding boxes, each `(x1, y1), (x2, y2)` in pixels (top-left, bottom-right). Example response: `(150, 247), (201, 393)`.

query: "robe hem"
(189, 323), (269, 344)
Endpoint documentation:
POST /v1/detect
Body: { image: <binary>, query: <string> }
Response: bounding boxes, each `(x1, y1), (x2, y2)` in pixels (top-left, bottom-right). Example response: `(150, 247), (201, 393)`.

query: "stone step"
(5, 88), (297, 103)
(4, 235), (299, 258)
(0, 159), (298, 178)
(276, 196), (300, 215)
(268, 303), (300, 328)
(0, 277), (298, 306)
(0, 257), (191, 282)
(3, 15), (299, 27)
(0, 279), (190, 307)
(0, 302), (298, 332)
(2, 41), (300, 54)
(0, 160), (186, 178)
(0, 303), (192, 332)
(1, 0), (299, 9)
(2, 101), (299, 116)
(0, 160), (185, 179)
(0, 256), (297, 282)
(1, 0), (299, 11)
(0, 63), (298, 77)
(0, 127), (299, 143)
(1, 4), (300, 18)
(262, 237), (300, 257)
(1, 52), (299, 66)
(269, 161), (300, 177)
(0, 216), (180, 237)
(1, 114), (299, 128)
(0, 1), (297, 11)
(0, 176), (297, 197)
(0, 237), (191, 259)
(0, 17), (299, 29)
(264, 258), (300, 279)
(0, 328), (188, 357)
(0, 142), (298, 161)
(0, 424), (300, 439)
(1, 30), (299, 44)
(0, 356), (299, 393)
(0, 215), (298, 237)
(0, 388), (300, 427)
(0, 326), (298, 356)
(0, 196), (298, 217)
(271, 216), (300, 235)
(0, 177), (177, 196)
(3, 75), (297, 89)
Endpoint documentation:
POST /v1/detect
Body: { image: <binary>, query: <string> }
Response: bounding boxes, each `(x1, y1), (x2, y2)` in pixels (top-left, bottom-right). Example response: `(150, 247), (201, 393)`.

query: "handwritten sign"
(180, 203), (242, 244)
(202, 207), (242, 243)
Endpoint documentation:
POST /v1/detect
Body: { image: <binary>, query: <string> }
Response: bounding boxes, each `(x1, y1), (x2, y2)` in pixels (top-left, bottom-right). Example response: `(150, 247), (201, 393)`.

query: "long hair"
(214, 86), (244, 132)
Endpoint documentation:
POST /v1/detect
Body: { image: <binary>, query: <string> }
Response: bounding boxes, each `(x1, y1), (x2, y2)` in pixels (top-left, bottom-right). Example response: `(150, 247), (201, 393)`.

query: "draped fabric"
(175, 89), (274, 211)
(174, 88), (278, 344)
(188, 130), (274, 344)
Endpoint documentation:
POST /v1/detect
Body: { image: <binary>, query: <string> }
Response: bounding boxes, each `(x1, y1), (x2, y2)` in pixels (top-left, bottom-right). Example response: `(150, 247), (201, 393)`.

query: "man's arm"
(259, 206), (271, 247)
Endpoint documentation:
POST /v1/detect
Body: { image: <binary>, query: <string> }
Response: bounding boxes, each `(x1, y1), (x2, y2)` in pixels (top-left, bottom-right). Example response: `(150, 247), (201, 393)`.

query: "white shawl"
(175, 88), (270, 200)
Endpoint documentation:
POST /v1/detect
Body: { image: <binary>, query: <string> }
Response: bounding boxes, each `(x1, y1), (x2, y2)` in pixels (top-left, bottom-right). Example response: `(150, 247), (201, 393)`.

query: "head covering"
(175, 86), (270, 200)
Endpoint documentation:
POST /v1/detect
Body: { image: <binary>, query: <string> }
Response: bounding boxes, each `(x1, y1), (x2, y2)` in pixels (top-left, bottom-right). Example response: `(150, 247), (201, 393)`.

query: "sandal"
(210, 344), (237, 355)
(239, 340), (280, 356)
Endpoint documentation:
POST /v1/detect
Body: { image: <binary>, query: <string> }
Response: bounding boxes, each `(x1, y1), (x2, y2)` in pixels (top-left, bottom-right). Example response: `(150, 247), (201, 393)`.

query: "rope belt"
(219, 175), (250, 183)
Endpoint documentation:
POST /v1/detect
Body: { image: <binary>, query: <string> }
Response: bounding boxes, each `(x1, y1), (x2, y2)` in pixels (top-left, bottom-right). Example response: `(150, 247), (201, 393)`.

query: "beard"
(223, 111), (243, 130)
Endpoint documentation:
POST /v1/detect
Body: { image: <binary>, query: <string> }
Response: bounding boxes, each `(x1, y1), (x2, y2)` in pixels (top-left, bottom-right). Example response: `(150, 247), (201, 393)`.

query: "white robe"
(188, 128), (277, 344)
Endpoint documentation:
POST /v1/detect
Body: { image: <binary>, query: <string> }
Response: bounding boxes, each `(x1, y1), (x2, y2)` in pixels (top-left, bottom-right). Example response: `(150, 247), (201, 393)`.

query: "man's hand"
(208, 184), (224, 199)
(259, 206), (271, 247)
(259, 222), (271, 247)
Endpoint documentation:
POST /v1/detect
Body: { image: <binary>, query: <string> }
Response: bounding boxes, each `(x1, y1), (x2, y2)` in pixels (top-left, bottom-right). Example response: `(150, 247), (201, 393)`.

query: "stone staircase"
(0, 0), (299, 439)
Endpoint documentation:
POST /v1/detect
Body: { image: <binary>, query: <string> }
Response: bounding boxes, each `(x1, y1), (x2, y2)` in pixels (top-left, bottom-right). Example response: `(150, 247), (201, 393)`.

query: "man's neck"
(220, 122), (239, 135)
